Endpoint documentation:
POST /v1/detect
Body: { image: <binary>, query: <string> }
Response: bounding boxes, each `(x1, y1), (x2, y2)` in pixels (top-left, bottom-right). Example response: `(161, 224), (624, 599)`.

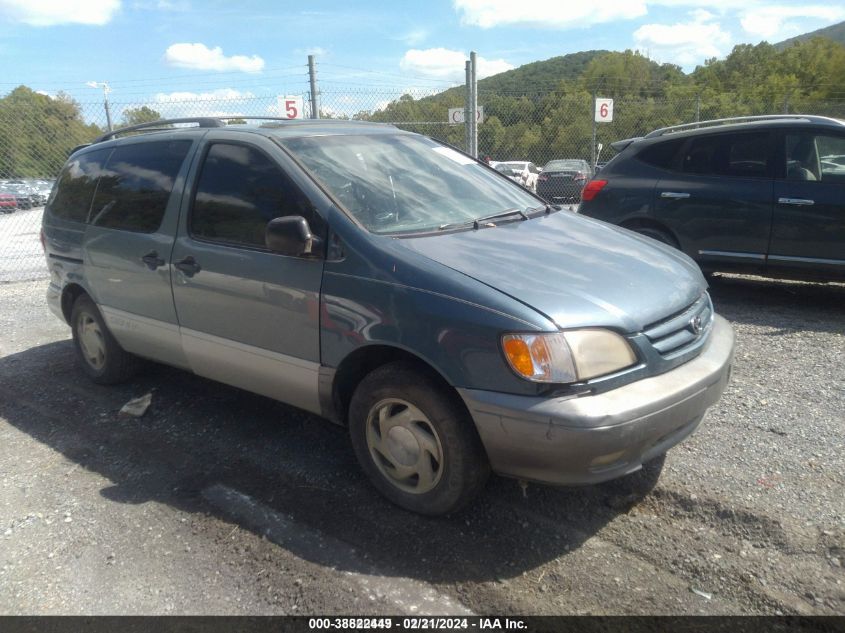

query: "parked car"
(43, 117), (734, 515)
(0, 184), (33, 209)
(0, 192), (17, 213)
(494, 161), (540, 191)
(579, 115), (845, 281)
(537, 159), (593, 203)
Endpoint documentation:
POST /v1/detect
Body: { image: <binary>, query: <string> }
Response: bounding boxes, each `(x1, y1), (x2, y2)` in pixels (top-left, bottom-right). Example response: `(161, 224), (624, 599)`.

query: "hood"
(397, 211), (706, 333)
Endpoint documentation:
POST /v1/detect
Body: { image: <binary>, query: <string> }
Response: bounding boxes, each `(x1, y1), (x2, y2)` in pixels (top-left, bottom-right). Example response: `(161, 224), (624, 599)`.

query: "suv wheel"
(71, 295), (140, 384)
(348, 361), (489, 515)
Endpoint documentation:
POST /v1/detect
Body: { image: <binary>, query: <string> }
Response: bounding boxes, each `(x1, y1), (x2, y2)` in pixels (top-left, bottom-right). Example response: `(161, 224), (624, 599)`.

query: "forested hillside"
(362, 37), (845, 164)
(777, 20), (845, 49)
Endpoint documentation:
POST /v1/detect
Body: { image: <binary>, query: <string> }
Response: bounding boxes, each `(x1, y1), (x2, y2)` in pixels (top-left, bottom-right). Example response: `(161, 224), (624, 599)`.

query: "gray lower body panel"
(459, 315), (735, 485)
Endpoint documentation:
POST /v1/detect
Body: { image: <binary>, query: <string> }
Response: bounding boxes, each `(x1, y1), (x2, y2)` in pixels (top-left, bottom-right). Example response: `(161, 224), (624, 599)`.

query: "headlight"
(502, 329), (637, 383)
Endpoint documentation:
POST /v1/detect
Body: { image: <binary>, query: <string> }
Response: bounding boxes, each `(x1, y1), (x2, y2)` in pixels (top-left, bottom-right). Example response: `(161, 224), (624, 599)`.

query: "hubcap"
(77, 314), (106, 370)
(365, 398), (444, 494)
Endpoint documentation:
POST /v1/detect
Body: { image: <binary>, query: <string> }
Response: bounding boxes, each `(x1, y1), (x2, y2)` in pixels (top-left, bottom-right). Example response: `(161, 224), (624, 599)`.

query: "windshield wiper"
(439, 208), (527, 231)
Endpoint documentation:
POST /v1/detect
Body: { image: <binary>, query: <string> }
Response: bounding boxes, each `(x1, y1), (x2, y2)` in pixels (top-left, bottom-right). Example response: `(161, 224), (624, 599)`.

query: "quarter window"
(48, 149), (112, 222)
(637, 139), (684, 170)
(190, 143), (319, 249)
(90, 140), (192, 232)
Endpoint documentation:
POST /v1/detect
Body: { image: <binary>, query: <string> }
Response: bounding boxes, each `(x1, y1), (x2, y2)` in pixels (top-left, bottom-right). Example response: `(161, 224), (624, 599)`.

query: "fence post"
(465, 61), (471, 153)
(783, 94), (789, 114)
(470, 51), (478, 158)
(308, 55), (319, 119)
(695, 94), (701, 124)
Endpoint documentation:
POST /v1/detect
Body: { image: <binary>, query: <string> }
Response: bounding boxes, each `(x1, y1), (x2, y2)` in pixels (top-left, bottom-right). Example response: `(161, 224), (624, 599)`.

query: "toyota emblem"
(690, 315), (703, 335)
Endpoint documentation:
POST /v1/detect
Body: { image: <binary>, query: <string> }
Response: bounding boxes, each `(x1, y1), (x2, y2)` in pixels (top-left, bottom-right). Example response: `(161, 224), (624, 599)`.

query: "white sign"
(448, 106), (484, 124)
(595, 98), (614, 123)
(279, 95), (304, 120)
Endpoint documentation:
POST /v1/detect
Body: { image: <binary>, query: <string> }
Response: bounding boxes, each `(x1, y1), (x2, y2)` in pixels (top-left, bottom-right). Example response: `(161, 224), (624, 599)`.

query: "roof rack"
(92, 116), (388, 144)
(94, 117), (227, 143)
(644, 114), (845, 139)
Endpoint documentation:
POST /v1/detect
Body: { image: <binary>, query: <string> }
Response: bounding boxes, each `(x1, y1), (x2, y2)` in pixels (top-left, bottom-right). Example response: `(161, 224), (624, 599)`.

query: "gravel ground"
(0, 274), (842, 615)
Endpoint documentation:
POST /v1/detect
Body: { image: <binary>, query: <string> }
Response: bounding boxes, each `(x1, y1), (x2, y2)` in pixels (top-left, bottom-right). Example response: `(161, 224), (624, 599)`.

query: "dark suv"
(578, 115), (845, 281)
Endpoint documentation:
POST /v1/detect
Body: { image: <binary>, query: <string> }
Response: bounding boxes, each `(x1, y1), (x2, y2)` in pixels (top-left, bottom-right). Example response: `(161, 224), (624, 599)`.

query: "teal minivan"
(43, 118), (734, 515)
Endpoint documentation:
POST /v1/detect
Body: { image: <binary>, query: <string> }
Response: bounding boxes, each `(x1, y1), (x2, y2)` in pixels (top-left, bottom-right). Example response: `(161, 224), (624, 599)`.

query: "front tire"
(349, 361), (490, 515)
(70, 294), (140, 384)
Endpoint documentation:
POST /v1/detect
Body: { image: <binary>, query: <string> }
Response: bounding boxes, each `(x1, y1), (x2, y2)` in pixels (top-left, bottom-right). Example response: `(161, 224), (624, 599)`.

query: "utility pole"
(591, 90), (597, 169)
(464, 61), (471, 153)
(308, 55), (319, 119)
(87, 81), (113, 131)
(470, 51), (478, 158)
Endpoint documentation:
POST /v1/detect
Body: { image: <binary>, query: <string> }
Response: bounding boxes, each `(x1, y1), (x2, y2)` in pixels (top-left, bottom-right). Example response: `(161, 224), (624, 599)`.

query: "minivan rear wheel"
(71, 295), (140, 384)
(348, 361), (489, 515)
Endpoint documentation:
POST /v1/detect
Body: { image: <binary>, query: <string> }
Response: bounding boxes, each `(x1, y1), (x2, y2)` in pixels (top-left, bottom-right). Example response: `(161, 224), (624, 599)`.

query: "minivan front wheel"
(71, 295), (140, 384)
(349, 362), (489, 515)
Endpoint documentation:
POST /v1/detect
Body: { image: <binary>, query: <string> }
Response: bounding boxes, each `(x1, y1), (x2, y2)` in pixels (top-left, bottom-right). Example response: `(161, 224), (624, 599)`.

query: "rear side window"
(190, 142), (319, 249)
(637, 139), (684, 169)
(681, 132), (770, 178)
(89, 140), (192, 233)
(49, 149), (112, 223)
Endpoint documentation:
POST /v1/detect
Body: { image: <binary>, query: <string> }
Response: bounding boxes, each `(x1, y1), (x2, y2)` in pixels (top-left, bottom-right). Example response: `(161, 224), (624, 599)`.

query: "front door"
(768, 129), (845, 279)
(170, 133), (326, 413)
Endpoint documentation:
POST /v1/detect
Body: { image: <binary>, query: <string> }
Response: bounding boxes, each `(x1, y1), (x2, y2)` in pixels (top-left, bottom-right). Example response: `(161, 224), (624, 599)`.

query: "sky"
(1, 0), (844, 120)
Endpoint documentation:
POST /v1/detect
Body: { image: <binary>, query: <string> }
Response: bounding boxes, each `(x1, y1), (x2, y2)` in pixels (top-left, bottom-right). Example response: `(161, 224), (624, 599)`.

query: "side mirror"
(265, 216), (322, 257)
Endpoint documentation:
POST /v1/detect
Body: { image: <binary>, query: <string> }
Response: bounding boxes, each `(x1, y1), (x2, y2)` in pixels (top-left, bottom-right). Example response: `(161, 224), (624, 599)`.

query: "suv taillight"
(581, 179), (607, 201)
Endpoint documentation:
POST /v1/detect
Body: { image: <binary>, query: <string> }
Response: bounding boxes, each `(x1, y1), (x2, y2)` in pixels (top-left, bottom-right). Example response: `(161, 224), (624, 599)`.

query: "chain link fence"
(3, 84), (845, 280)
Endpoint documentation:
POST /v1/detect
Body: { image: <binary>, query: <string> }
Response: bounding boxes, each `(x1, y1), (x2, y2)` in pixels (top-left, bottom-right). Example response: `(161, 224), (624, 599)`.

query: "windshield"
(282, 134), (540, 235)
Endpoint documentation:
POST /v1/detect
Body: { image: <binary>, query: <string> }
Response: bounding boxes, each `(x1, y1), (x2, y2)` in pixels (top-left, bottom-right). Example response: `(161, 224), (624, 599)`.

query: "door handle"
(140, 251), (165, 270)
(174, 256), (201, 277)
(660, 192), (691, 199)
(778, 197), (814, 206)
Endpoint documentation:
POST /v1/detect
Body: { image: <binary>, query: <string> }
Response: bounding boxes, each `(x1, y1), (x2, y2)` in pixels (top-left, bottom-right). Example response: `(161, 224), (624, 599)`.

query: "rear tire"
(349, 361), (490, 515)
(70, 294), (141, 384)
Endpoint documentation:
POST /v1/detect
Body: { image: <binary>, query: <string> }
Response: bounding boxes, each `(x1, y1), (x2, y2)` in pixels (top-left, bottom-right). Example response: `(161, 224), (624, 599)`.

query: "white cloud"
(395, 28), (428, 46)
(634, 11), (731, 66)
(147, 89), (258, 120)
(400, 48), (514, 81)
(0, 0), (119, 26)
(454, 0), (646, 29)
(164, 43), (265, 73)
(739, 5), (845, 41)
(154, 88), (256, 102)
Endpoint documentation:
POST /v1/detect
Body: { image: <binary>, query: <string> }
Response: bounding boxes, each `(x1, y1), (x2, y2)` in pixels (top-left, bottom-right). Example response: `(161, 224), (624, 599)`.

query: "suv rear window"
(48, 148), (112, 223)
(637, 139), (684, 169)
(89, 140), (192, 233)
(681, 132), (770, 178)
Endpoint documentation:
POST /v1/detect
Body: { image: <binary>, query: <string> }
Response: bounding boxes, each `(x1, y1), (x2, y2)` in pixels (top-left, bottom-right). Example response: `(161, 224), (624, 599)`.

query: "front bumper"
(459, 315), (734, 485)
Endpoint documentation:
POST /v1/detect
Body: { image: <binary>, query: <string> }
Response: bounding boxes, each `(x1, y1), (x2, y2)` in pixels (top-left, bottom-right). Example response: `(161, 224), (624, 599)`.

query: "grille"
(643, 293), (713, 356)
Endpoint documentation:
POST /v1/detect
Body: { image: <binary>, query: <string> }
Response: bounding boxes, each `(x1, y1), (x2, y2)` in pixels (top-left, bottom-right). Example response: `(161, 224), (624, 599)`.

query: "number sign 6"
(594, 98), (614, 123)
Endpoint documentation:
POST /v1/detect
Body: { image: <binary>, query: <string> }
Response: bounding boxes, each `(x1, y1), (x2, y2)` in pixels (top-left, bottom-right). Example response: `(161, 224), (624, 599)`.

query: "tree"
(0, 86), (101, 178)
(121, 106), (163, 127)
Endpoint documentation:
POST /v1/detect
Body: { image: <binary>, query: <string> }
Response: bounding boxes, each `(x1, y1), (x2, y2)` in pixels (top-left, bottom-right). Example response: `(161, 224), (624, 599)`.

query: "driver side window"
(190, 142), (322, 249)
(786, 132), (845, 184)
